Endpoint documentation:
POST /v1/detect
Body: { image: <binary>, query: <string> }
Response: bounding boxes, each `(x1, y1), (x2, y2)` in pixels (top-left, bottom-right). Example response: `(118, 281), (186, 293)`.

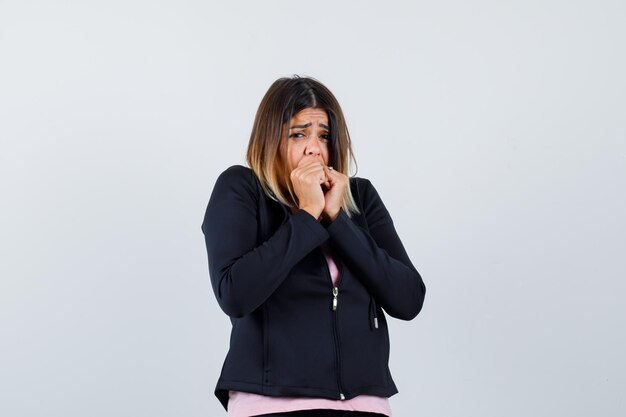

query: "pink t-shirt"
(226, 243), (392, 417)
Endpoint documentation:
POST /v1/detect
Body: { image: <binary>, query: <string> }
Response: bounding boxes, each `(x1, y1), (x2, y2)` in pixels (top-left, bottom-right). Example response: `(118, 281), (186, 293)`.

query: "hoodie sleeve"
(201, 166), (329, 318)
(324, 178), (426, 320)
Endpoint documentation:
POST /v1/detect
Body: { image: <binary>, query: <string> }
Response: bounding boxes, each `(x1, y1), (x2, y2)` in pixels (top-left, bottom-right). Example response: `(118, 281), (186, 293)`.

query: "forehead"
(291, 108), (328, 124)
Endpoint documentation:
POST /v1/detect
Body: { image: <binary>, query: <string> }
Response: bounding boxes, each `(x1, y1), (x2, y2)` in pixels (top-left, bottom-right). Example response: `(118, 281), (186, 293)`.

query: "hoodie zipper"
(319, 247), (345, 401)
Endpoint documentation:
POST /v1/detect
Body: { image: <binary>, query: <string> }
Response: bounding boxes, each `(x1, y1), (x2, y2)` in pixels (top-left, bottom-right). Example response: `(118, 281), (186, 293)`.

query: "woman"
(201, 76), (426, 417)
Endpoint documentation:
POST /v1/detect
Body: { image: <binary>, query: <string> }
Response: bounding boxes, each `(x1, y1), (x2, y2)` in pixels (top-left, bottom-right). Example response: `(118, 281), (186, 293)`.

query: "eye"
(289, 132), (306, 139)
(320, 133), (330, 142)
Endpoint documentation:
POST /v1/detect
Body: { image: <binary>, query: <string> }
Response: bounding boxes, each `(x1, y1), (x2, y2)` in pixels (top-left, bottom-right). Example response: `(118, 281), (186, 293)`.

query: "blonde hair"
(246, 76), (360, 217)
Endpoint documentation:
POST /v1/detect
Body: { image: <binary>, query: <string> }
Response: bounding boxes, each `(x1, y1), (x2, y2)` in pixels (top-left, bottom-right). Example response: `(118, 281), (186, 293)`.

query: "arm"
(325, 179), (426, 320)
(201, 166), (329, 318)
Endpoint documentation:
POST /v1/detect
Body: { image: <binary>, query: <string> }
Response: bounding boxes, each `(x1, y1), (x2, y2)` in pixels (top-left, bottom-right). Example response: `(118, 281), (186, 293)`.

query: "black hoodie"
(201, 165), (426, 410)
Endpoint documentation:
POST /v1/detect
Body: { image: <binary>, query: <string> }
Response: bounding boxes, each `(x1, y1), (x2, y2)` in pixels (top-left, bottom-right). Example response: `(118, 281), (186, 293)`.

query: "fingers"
(292, 159), (340, 190)
(323, 165), (338, 183)
(321, 166), (346, 222)
(295, 164), (326, 186)
(290, 159), (328, 218)
(296, 155), (324, 169)
(294, 159), (328, 184)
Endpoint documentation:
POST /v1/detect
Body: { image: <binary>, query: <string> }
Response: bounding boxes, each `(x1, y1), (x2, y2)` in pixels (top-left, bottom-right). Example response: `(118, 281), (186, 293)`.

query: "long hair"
(246, 75), (360, 217)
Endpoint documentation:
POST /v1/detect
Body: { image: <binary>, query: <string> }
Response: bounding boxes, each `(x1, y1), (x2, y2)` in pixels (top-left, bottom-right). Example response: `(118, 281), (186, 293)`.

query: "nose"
(305, 137), (322, 156)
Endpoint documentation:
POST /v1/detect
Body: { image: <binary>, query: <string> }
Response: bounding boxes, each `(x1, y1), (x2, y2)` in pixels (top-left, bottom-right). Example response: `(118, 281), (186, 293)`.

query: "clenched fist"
(290, 156), (329, 219)
(322, 165), (348, 222)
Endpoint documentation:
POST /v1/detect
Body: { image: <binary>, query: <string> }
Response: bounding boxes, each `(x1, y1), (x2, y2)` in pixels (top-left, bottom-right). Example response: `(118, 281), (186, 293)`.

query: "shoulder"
(214, 165), (258, 188)
(349, 176), (379, 202)
(349, 176), (391, 222)
(211, 165), (260, 201)
(349, 176), (373, 188)
(216, 164), (256, 183)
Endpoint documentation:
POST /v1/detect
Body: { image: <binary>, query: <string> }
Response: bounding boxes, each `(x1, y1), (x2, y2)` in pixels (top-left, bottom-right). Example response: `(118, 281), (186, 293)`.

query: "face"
(285, 107), (330, 172)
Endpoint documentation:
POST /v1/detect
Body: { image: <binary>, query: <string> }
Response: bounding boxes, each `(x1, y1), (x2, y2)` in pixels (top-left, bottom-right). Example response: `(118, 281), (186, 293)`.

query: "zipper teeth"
(320, 247), (344, 399)
(331, 306), (344, 399)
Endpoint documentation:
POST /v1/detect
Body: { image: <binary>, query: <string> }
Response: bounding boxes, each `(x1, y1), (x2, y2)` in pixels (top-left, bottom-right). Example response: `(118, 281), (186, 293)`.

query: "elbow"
(217, 298), (249, 319)
(212, 274), (256, 319)
(215, 288), (258, 318)
(407, 280), (426, 320)
(407, 286), (426, 320)
(393, 300), (424, 321)
(389, 279), (426, 321)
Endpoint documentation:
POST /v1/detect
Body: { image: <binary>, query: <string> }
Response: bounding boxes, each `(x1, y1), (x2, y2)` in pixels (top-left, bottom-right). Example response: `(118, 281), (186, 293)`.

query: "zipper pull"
(332, 287), (339, 311)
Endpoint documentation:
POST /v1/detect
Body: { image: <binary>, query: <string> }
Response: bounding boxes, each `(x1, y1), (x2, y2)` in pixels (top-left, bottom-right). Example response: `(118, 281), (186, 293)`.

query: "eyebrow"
(289, 123), (330, 130)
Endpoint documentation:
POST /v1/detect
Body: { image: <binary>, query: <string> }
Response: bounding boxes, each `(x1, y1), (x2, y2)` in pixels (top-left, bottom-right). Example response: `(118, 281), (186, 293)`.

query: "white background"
(1, 1), (625, 416)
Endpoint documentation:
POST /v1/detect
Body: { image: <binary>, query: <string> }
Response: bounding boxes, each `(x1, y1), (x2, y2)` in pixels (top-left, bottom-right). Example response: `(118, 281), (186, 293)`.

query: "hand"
(322, 166), (348, 222)
(290, 156), (328, 219)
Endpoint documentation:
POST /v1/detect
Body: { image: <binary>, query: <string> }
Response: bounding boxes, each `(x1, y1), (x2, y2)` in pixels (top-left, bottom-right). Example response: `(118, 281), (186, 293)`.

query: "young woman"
(201, 76), (426, 417)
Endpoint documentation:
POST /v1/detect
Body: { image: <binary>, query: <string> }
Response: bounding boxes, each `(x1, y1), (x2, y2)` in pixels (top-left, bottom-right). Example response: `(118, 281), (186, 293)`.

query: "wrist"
(301, 206), (323, 220)
(322, 208), (340, 222)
